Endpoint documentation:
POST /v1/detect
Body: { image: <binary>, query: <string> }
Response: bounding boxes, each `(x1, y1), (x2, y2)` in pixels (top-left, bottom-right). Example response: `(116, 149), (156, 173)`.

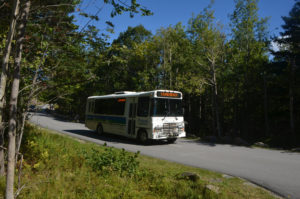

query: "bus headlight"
(179, 127), (184, 132)
(178, 123), (184, 132)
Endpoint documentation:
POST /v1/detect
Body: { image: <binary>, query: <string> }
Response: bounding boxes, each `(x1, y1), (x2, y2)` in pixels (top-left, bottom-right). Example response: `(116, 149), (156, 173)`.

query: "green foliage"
(85, 146), (140, 177)
(270, 1), (300, 136)
(187, 6), (226, 92)
(113, 25), (152, 48)
(104, 0), (153, 18)
(221, 0), (271, 138)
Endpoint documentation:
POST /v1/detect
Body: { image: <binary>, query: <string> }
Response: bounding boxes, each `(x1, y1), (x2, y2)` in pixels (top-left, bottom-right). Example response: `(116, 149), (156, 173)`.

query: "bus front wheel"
(167, 138), (177, 144)
(96, 124), (104, 135)
(138, 130), (148, 144)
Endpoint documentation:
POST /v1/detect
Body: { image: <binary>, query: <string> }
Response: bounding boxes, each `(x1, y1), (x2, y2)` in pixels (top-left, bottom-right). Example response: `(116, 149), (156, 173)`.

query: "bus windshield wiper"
(162, 110), (170, 121)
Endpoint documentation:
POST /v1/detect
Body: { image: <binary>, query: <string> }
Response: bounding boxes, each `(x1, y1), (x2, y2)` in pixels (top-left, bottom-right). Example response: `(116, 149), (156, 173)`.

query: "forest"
(0, 0), (299, 198)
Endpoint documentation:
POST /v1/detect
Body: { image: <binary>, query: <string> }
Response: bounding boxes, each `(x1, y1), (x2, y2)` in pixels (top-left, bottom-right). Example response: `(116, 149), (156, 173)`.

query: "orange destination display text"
(159, 92), (178, 97)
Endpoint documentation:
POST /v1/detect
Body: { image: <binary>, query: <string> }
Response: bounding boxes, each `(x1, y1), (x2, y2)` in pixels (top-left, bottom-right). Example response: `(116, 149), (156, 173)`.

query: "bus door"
(127, 98), (137, 136)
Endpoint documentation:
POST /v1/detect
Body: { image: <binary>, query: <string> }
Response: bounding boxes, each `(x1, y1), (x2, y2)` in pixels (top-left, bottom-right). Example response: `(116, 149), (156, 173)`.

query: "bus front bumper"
(151, 131), (186, 140)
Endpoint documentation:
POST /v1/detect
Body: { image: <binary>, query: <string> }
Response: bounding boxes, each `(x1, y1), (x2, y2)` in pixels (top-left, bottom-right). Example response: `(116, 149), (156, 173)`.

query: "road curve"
(30, 113), (300, 199)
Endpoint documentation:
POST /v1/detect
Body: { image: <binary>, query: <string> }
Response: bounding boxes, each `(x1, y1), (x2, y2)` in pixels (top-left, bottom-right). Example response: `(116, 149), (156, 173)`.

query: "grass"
(0, 124), (279, 199)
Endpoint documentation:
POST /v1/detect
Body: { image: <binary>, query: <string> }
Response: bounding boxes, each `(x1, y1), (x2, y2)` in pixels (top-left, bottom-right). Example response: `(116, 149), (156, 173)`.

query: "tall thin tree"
(0, 0), (20, 176)
(5, 1), (31, 198)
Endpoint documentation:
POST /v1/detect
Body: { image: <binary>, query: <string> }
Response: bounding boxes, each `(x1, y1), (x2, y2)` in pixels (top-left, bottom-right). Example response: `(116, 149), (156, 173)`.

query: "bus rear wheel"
(138, 130), (148, 144)
(96, 124), (104, 135)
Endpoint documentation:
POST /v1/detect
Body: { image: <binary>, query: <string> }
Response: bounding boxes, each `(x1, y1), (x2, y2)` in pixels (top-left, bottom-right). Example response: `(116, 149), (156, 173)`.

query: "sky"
(73, 0), (296, 43)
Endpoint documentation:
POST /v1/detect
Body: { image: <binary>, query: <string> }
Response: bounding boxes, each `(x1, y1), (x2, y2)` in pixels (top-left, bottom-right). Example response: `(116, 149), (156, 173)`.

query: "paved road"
(30, 113), (300, 199)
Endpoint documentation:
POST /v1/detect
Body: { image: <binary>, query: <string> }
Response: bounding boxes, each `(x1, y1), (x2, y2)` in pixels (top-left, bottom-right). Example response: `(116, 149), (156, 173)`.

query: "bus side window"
(90, 101), (94, 113)
(87, 101), (92, 113)
(114, 98), (125, 115)
(137, 97), (149, 117)
(95, 99), (102, 114)
(92, 101), (95, 113)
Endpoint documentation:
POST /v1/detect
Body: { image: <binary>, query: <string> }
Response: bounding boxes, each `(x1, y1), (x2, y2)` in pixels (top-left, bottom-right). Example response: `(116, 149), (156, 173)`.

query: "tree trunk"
(16, 112), (26, 159)
(243, 43), (250, 138)
(213, 68), (222, 137)
(233, 82), (239, 137)
(188, 94), (192, 134)
(163, 40), (166, 88)
(6, 70), (19, 199)
(211, 62), (222, 138)
(6, 1), (31, 199)
(17, 39), (44, 157)
(211, 87), (216, 136)
(199, 94), (202, 120)
(263, 73), (270, 136)
(0, 0), (21, 177)
(169, 48), (172, 89)
(289, 57), (295, 135)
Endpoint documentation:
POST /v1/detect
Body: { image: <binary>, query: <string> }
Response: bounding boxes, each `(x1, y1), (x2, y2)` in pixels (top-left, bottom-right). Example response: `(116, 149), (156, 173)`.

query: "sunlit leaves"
(103, 0), (152, 18)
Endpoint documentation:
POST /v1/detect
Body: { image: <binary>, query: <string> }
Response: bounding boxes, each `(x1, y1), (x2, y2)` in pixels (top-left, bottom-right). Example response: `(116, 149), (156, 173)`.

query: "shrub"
(84, 145), (140, 177)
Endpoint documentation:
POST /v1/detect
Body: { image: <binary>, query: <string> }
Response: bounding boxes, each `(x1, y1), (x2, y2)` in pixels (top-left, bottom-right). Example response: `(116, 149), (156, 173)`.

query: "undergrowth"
(0, 124), (278, 199)
(84, 145), (140, 177)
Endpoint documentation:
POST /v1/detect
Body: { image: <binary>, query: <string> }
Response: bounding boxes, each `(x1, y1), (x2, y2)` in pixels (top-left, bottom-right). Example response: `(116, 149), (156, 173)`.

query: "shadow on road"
(63, 129), (171, 146)
(196, 141), (217, 147)
(28, 112), (50, 117)
(180, 139), (254, 148)
(30, 111), (83, 123)
(180, 139), (217, 147)
(29, 112), (69, 123)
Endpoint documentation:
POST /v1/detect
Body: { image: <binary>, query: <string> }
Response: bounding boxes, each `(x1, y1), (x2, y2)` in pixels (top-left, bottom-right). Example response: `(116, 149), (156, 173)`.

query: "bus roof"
(87, 90), (182, 100)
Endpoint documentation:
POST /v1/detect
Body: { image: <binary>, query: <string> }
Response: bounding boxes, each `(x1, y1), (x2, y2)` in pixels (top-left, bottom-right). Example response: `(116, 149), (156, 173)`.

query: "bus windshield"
(151, 98), (183, 117)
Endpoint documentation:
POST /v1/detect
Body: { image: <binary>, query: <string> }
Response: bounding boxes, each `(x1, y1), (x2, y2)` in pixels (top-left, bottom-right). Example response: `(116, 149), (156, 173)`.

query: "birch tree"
(0, 0), (20, 177)
(5, 1), (31, 198)
(188, 8), (226, 137)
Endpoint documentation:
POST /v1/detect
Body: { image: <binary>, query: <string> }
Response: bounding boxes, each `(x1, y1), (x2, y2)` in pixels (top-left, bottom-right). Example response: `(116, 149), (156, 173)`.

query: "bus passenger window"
(137, 97), (149, 117)
(88, 102), (91, 113)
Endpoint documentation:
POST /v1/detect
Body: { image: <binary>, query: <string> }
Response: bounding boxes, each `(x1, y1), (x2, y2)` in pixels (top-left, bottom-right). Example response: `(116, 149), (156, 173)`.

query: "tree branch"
(79, 4), (105, 33)
(31, 4), (74, 12)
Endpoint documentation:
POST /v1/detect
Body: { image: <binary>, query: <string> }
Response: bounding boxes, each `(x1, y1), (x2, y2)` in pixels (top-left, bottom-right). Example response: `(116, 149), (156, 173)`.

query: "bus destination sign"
(117, 98), (126, 102)
(157, 91), (181, 98)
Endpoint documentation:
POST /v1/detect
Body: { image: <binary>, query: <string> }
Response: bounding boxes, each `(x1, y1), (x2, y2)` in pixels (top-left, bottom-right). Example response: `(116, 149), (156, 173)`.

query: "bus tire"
(138, 130), (148, 144)
(96, 123), (104, 135)
(167, 138), (177, 144)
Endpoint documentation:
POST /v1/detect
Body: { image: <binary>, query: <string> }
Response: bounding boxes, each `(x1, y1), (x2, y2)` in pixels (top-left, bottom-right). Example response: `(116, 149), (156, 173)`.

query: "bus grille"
(162, 123), (178, 137)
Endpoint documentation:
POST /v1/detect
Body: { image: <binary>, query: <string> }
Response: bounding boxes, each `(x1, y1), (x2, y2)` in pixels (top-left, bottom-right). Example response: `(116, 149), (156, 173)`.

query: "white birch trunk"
(6, 1), (31, 198)
(0, 0), (21, 177)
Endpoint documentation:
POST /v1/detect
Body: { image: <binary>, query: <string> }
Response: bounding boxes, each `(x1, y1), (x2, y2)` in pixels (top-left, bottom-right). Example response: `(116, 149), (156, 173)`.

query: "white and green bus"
(85, 90), (185, 143)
